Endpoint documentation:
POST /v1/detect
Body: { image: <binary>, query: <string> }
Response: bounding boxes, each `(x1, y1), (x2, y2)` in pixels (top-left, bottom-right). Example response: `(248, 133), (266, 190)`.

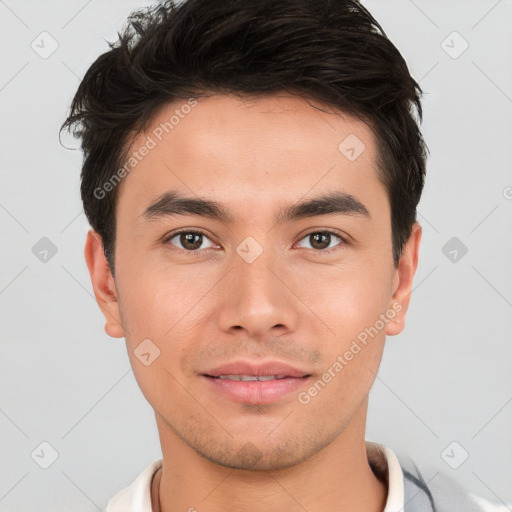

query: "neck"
(151, 400), (387, 512)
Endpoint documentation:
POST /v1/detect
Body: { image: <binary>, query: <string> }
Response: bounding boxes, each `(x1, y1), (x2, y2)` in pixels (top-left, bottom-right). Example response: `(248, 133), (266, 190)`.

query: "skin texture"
(85, 94), (422, 512)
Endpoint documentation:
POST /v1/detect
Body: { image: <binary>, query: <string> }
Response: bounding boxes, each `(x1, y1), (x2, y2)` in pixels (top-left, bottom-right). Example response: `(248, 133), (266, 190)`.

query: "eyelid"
(299, 227), (349, 241)
(163, 228), (218, 252)
(295, 228), (349, 252)
(163, 227), (350, 254)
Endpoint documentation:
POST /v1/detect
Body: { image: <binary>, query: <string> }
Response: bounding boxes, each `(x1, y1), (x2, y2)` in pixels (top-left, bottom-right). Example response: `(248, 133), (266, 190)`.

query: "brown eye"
(166, 230), (215, 251)
(297, 231), (345, 252)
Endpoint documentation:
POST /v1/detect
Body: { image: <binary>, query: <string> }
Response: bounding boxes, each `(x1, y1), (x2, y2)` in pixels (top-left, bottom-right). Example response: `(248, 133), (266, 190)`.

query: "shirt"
(105, 441), (504, 512)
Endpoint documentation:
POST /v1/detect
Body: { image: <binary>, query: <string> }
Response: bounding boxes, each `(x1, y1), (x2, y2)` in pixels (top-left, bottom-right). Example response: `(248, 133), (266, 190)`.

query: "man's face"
(96, 94), (415, 470)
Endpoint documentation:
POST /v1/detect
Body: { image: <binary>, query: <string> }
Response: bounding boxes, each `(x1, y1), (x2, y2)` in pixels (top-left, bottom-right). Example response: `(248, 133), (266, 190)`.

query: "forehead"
(116, 93), (386, 221)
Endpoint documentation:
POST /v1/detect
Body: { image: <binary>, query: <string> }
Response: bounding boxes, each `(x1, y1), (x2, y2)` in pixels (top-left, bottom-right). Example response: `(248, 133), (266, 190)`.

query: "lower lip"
(201, 375), (310, 405)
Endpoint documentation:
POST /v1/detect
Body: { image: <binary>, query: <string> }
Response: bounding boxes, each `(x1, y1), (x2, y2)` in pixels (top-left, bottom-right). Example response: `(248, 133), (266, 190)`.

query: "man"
(61, 0), (498, 510)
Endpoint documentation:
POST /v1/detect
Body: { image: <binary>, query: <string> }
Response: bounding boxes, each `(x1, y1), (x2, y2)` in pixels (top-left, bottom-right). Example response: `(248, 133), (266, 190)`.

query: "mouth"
(200, 360), (313, 404)
(205, 374), (311, 381)
(200, 373), (312, 405)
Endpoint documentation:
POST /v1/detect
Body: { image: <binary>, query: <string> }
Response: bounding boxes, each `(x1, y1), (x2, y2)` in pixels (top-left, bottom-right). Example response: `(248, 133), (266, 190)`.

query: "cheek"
(299, 276), (389, 410)
(295, 261), (392, 400)
(116, 268), (190, 408)
(116, 263), (214, 385)
(301, 260), (392, 335)
(117, 258), (206, 333)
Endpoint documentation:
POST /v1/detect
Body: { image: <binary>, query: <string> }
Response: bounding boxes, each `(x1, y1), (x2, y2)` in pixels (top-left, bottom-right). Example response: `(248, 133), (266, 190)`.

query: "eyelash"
(162, 228), (349, 255)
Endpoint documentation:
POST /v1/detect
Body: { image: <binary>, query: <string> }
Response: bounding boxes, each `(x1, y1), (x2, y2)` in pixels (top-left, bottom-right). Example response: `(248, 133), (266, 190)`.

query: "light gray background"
(1, 0), (511, 510)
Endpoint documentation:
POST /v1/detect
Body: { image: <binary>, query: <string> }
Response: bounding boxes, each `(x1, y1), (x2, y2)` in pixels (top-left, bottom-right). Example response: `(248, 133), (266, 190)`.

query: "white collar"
(376, 442), (405, 512)
(105, 441), (404, 512)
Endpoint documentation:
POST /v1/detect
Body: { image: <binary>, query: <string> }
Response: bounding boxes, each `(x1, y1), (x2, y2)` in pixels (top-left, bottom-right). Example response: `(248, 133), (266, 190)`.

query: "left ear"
(386, 222), (422, 336)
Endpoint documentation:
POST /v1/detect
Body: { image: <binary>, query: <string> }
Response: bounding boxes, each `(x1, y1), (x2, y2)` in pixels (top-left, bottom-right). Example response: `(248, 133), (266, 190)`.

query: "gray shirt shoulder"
(397, 452), (493, 512)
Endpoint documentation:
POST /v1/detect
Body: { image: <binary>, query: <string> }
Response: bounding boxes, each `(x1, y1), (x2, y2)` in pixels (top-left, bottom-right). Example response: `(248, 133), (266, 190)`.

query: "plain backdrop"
(1, 0), (511, 510)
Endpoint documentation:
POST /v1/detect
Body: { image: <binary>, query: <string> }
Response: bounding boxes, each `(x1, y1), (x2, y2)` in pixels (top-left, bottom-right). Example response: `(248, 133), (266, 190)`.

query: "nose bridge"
(216, 237), (299, 336)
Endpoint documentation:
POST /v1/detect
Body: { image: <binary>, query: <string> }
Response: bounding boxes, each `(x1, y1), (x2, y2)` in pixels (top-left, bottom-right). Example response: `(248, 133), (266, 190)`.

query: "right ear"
(84, 229), (125, 338)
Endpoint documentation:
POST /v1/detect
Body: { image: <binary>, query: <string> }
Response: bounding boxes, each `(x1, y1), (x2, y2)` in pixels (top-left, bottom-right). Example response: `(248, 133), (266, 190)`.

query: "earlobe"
(386, 222), (422, 336)
(84, 229), (125, 339)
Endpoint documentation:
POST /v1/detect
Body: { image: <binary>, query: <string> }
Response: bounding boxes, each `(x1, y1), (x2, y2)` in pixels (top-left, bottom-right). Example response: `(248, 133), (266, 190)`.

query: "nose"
(216, 245), (300, 339)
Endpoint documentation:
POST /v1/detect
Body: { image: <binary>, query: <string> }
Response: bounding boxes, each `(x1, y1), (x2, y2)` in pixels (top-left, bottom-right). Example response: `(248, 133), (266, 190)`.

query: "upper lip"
(203, 360), (311, 378)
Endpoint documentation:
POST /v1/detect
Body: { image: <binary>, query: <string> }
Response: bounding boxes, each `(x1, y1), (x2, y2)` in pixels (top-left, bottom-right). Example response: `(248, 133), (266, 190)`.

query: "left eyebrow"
(274, 191), (371, 224)
(139, 190), (371, 224)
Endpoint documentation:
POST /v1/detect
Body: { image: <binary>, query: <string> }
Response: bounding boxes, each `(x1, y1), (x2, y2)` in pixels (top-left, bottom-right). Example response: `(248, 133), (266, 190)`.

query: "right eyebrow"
(140, 191), (236, 223)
